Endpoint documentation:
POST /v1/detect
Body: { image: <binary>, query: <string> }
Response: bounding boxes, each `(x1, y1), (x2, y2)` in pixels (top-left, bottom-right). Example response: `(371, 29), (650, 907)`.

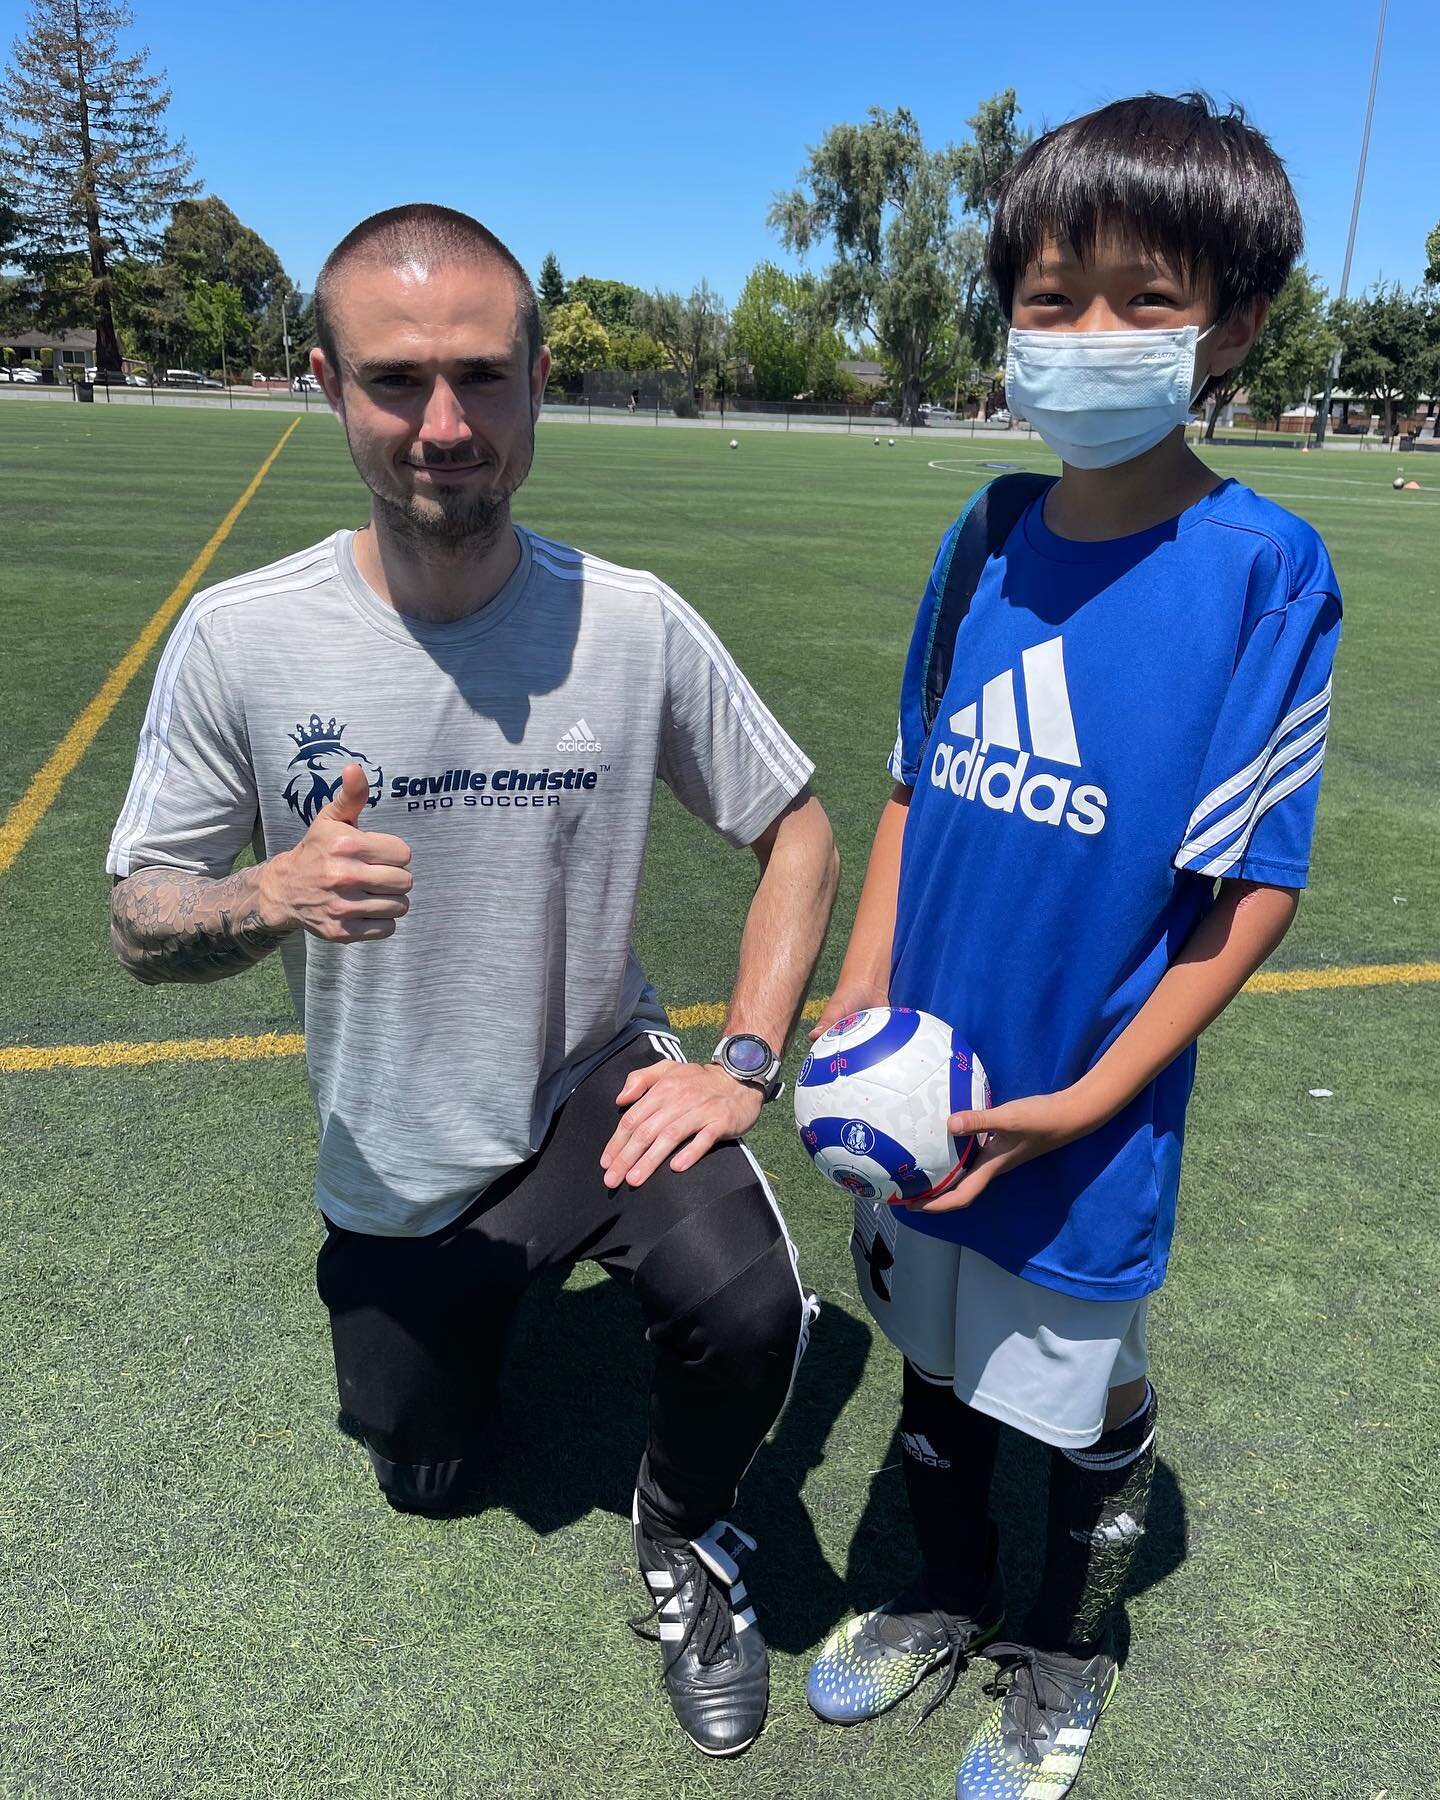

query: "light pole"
(1315, 0), (1388, 446)
(281, 295), (292, 390)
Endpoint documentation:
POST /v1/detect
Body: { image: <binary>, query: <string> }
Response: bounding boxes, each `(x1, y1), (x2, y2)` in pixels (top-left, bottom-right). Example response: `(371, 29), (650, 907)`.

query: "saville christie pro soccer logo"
(282, 714), (383, 825)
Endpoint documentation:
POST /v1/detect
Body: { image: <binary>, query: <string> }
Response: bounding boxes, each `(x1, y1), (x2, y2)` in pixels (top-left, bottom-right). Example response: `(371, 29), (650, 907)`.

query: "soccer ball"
(794, 1007), (990, 1206)
(888, 437), (895, 446)
(1393, 474), (1405, 489)
(873, 435), (881, 445)
(730, 438), (739, 449)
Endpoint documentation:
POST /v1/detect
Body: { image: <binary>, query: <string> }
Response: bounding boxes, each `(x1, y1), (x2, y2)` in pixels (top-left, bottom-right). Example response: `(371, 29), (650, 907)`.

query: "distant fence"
(547, 390), (1025, 436)
(9, 374), (1438, 451)
(34, 372), (332, 412)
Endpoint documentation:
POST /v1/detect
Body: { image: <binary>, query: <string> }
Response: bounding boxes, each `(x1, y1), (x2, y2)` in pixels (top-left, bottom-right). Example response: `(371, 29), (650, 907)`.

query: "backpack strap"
(919, 472), (1056, 740)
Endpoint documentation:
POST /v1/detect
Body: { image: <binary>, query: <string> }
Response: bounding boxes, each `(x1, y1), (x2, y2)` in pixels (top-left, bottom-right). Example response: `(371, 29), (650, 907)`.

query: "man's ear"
(531, 344), (552, 421)
(312, 346), (343, 416)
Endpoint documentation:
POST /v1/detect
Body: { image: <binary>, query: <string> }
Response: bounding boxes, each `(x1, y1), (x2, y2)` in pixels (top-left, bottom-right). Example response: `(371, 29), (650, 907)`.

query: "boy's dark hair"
(314, 203), (542, 370)
(986, 93), (1303, 321)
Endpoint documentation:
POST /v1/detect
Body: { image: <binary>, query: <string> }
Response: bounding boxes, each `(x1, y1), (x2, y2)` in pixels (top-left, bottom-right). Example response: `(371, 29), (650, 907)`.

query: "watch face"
(724, 1036), (772, 1076)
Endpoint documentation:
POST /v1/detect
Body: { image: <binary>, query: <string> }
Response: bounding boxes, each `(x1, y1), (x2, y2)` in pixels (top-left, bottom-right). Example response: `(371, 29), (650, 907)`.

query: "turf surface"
(1, 403), (1436, 1799)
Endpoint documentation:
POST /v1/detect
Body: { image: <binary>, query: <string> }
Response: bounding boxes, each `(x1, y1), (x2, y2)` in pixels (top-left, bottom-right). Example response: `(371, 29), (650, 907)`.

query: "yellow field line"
(2, 963), (1435, 1076)
(0, 1030), (307, 1073)
(1244, 960), (1440, 994)
(0, 419), (300, 879)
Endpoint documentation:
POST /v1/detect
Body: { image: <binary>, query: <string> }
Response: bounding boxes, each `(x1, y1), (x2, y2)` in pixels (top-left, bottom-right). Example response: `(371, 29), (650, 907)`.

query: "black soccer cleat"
(629, 1491), (770, 1758)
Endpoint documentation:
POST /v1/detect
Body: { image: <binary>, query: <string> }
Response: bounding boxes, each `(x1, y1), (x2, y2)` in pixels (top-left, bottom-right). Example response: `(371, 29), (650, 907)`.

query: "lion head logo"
(282, 714), (384, 825)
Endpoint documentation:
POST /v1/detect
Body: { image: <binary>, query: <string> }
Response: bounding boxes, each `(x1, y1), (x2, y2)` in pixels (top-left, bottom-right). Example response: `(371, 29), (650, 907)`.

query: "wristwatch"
(712, 1033), (785, 1103)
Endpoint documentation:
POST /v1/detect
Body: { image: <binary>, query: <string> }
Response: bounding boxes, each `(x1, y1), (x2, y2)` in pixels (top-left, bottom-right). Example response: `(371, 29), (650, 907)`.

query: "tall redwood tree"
(0, 0), (195, 372)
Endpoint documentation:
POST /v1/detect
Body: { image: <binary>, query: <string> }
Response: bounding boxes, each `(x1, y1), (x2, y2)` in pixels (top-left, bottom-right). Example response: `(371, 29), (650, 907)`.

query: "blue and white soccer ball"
(794, 1007), (990, 1206)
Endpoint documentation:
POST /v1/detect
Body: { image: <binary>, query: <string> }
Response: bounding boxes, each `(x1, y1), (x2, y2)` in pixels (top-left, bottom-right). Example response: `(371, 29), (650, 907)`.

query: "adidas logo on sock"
(928, 636), (1109, 836)
(556, 717), (602, 753)
(900, 1431), (952, 1469)
(1071, 1510), (1145, 1546)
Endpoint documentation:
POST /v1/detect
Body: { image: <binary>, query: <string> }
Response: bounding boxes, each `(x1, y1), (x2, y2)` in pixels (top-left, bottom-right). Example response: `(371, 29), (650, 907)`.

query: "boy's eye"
(1025, 291), (1071, 307)
(1131, 291), (1181, 308)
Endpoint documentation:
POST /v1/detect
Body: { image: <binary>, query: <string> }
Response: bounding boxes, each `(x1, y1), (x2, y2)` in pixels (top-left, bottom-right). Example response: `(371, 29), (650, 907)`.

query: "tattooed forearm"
(110, 865), (292, 985)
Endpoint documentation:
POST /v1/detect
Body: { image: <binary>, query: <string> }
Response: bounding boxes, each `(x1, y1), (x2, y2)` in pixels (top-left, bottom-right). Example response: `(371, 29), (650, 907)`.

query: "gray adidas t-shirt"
(108, 527), (814, 1235)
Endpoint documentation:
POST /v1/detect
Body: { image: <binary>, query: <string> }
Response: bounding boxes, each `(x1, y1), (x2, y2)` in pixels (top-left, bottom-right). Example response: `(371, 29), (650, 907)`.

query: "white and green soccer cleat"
(806, 1565), (1005, 1725)
(956, 1643), (1117, 1799)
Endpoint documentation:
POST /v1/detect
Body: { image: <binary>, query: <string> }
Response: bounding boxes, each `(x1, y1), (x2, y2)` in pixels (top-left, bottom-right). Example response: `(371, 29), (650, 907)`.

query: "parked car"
(988, 407), (1011, 425)
(921, 403), (956, 420)
(291, 373), (321, 393)
(163, 368), (205, 386)
(4, 365), (41, 383)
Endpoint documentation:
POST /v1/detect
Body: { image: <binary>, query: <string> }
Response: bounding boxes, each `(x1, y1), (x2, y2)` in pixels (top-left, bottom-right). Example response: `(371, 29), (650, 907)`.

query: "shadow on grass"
(336, 1267), (1186, 1662)
(839, 1412), (1188, 1667)
(340, 1268), (875, 1656)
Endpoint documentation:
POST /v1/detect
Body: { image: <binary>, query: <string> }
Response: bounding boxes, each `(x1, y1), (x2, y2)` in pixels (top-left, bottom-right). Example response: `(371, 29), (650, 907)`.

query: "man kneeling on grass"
(107, 203), (838, 1760)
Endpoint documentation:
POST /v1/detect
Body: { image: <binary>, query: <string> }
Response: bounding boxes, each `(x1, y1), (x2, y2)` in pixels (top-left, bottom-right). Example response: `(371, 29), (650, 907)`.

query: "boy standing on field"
(806, 94), (1342, 1798)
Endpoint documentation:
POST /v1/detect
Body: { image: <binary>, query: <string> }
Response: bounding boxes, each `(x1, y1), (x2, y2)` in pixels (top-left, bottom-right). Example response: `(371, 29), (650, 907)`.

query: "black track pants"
(315, 1034), (814, 1532)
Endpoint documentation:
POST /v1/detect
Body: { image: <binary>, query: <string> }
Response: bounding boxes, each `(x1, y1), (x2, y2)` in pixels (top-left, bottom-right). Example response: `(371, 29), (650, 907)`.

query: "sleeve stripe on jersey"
(1181, 682), (1330, 839)
(110, 547), (334, 857)
(1178, 742), (1327, 878)
(887, 719), (906, 782)
(1175, 709), (1329, 865)
(655, 591), (814, 795)
(110, 565), (331, 874)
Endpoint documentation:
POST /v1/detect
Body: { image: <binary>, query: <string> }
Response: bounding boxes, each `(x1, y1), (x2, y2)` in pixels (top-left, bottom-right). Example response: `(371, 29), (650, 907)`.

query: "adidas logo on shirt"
(928, 636), (1109, 837)
(556, 717), (602, 753)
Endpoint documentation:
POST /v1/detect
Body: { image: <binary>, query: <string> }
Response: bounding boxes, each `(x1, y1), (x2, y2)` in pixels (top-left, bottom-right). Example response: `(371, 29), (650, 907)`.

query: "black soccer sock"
(899, 1358), (1001, 1612)
(1026, 1383), (1157, 1657)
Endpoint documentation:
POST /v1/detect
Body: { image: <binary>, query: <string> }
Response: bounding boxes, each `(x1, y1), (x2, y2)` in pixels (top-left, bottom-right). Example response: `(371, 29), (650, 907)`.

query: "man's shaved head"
(313, 203), (541, 369)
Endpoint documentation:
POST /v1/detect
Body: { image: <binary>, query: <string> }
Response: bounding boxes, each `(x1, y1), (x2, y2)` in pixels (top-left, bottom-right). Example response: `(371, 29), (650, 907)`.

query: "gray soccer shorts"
(850, 1194), (1149, 1449)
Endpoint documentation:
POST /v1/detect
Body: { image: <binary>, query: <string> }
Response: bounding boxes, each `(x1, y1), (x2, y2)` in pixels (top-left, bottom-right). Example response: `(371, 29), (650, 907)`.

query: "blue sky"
(4, 0), (1433, 307)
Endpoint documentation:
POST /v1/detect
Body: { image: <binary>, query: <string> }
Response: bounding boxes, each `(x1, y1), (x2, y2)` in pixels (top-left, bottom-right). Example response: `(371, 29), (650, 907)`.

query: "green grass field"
(1, 402), (1436, 1800)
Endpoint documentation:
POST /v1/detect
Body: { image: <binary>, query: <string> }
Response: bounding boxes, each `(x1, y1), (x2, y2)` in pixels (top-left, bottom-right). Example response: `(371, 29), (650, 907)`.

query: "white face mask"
(1004, 323), (1218, 469)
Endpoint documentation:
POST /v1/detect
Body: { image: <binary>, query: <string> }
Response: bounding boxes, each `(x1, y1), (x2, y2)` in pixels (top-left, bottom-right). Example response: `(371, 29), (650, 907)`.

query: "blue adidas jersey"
(888, 479), (1342, 1301)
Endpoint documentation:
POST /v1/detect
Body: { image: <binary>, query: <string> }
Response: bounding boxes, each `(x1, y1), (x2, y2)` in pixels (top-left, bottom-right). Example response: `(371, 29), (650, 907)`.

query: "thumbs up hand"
(259, 762), (414, 944)
(323, 760), (374, 827)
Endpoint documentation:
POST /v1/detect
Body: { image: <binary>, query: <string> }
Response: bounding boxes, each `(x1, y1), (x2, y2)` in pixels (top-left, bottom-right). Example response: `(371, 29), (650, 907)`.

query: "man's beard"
(348, 436), (531, 552)
(373, 477), (511, 552)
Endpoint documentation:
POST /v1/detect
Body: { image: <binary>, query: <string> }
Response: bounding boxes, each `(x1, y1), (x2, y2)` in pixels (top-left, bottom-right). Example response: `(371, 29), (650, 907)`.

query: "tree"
(187, 277), (249, 379)
(1240, 267), (1337, 428)
(1329, 282), (1430, 434)
(544, 298), (610, 387)
(729, 260), (848, 400)
(633, 282), (726, 404)
(252, 280), (311, 379)
(768, 96), (1027, 424)
(537, 251), (566, 311)
(161, 196), (286, 316)
(560, 277), (661, 370)
(603, 322), (666, 372)
(0, 176), (20, 257)
(0, 0), (196, 373)
(1426, 220), (1440, 289)
(566, 275), (643, 330)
